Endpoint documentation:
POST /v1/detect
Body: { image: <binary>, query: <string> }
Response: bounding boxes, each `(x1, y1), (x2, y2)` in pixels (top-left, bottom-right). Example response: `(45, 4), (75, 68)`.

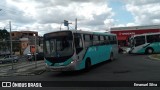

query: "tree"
(0, 29), (10, 52)
(0, 29), (10, 40)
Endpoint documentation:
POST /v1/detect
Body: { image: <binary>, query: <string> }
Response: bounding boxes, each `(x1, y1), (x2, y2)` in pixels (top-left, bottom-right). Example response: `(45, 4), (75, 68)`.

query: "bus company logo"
(118, 32), (122, 35)
(2, 82), (11, 87)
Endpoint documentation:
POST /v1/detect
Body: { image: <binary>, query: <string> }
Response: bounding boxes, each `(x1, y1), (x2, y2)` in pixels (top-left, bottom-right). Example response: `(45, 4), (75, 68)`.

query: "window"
(100, 36), (104, 44)
(110, 36), (113, 44)
(105, 36), (110, 44)
(29, 33), (33, 36)
(84, 34), (91, 41)
(12, 33), (14, 36)
(147, 34), (160, 43)
(93, 35), (99, 41)
(113, 36), (117, 44)
(93, 35), (99, 45)
(45, 41), (51, 54)
(83, 34), (92, 47)
(134, 36), (145, 46)
(109, 36), (117, 44)
(100, 36), (104, 41)
(74, 33), (83, 54)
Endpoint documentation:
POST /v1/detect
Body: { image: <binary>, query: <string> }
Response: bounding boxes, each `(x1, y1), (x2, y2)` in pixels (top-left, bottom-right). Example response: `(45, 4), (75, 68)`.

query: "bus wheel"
(85, 59), (91, 71)
(110, 53), (114, 61)
(146, 48), (153, 54)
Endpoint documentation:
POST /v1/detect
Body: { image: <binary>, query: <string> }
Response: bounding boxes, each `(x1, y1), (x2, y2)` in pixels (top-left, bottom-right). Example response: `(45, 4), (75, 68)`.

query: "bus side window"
(84, 34), (92, 48)
(74, 33), (83, 54)
(147, 35), (154, 43)
(105, 36), (110, 44)
(100, 36), (104, 45)
(110, 36), (117, 44)
(93, 35), (99, 45)
(109, 36), (114, 44)
(135, 36), (145, 46)
(113, 36), (117, 44)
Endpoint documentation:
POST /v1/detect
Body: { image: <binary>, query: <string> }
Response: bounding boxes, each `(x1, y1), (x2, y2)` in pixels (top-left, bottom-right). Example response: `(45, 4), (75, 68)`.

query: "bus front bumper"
(45, 62), (78, 71)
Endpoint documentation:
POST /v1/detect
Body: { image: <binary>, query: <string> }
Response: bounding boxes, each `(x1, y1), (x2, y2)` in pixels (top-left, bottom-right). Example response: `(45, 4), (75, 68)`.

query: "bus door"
(74, 33), (84, 59)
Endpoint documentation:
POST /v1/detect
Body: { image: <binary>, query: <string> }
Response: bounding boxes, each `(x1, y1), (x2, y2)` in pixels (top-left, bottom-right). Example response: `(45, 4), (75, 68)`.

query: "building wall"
(10, 31), (41, 55)
(20, 38), (29, 55)
(111, 25), (160, 46)
(11, 31), (38, 39)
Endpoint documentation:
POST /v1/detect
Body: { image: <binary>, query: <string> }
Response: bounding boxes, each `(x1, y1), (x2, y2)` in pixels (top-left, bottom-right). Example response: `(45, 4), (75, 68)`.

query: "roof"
(111, 25), (160, 31)
(44, 30), (116, 36)
(132, 32), (160, 37)
(11, 31), (38, 33)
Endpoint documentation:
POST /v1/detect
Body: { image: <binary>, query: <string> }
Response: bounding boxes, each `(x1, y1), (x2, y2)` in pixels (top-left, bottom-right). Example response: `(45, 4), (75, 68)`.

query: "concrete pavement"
(149, 54), (160, 61)
(0, 60), (46, 77)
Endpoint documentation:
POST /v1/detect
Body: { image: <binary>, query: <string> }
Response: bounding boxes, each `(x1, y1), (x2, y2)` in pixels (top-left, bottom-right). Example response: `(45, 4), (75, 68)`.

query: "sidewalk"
(0, 61), (46, 77)
(119, 47), (131, 54)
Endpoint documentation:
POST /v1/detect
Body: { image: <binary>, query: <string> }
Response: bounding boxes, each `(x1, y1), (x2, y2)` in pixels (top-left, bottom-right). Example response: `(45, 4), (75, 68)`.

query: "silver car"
(0, 55), (19, 64)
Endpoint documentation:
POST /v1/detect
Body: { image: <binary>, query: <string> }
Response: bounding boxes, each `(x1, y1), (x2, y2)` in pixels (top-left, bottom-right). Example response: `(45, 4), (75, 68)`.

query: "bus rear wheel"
(146, 48), (154, 54)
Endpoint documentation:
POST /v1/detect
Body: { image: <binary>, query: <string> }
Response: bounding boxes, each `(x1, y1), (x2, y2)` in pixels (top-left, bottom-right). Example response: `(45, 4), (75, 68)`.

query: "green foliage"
(0, 29), (10, 51)
(0, 29), (10, 40)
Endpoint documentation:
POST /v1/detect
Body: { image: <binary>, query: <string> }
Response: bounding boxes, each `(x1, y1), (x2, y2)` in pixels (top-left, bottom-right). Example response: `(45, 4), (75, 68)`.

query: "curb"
(0, 61), (46, 77)
(148, 55), (160, 61)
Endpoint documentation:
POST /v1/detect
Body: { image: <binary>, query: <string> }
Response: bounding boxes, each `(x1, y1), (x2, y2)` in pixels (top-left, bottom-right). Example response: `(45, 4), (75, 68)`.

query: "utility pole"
(34, 34), (37, 68)
(9, 21), (13, 70)
(68, 25), (69, 30)
(75, 18), (77, 30)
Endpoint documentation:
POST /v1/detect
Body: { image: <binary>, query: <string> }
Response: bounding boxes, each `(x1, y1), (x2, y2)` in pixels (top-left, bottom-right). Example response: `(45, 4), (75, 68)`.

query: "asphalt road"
(0, 54), (160, 81)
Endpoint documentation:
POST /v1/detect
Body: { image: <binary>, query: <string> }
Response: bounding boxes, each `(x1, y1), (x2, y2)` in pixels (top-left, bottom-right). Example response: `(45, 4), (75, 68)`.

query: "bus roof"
(132, 32), (160, 37)
(44, 30), (116, 36)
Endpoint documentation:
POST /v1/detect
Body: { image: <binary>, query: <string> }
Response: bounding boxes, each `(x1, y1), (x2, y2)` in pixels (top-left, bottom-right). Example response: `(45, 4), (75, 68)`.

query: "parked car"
(0, 55), (19, 64)
(27, 52), (44, 61)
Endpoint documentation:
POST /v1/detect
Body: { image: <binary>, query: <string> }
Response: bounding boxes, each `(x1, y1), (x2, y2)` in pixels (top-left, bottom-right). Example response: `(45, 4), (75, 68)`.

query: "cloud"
(0, 0), (115, 35)
(125, 0), (160, 25)
(0, 0), (36, 24)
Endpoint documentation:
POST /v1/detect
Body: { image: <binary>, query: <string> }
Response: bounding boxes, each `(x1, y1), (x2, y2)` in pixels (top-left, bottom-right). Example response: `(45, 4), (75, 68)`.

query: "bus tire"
(109, 52), (114, 61)
(85, 58), (91, 71)
(145, 48), (154, 54)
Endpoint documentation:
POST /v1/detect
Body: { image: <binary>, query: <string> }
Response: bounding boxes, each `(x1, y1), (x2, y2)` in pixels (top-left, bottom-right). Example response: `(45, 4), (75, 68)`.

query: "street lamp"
(60, 20), (72, 30)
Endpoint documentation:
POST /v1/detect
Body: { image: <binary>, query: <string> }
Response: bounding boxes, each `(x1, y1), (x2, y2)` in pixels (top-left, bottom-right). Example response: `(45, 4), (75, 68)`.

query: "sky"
(0, 0), (160, 36)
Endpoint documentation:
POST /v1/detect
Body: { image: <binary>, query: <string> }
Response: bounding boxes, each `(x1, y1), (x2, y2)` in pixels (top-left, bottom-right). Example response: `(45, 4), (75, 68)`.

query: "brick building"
(11, 31), (43, 55)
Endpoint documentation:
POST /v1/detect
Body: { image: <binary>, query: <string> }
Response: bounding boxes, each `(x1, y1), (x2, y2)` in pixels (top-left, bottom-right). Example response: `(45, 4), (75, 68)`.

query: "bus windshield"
(44, 33), (73, 57)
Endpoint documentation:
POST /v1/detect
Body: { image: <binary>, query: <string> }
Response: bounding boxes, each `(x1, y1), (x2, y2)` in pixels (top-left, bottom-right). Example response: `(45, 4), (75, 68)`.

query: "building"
(11, 31), (43, 55)
(11, 31), (38, 44)
(111, 25), (160, 46)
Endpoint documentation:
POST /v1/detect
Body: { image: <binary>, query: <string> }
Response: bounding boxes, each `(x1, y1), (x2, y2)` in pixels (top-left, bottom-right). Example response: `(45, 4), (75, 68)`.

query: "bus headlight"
(71, 59), (78, 64)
